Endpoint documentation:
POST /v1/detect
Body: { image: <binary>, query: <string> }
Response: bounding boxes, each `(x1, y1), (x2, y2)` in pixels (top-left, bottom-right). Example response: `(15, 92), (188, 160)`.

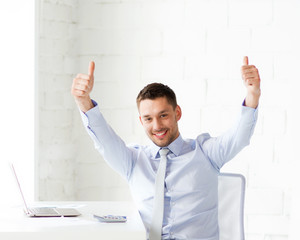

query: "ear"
(139, 115), (143, 125)
(175, 105), (182, 121)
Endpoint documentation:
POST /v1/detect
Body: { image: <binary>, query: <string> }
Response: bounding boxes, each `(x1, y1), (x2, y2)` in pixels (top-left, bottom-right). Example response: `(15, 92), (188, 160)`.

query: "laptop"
(10, 163), (81, 217)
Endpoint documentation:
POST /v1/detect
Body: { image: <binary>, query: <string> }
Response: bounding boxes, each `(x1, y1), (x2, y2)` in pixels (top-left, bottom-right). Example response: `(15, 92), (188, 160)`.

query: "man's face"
(139, 97), (182, 147)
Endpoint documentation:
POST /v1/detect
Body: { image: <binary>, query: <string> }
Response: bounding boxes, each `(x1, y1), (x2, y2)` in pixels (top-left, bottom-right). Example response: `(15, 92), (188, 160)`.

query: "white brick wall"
(38, 0), (300, 238)
(38, 0), (78, 200)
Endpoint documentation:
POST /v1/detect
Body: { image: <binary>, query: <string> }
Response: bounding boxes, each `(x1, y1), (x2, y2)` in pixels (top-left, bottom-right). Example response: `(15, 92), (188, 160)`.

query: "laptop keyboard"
(29, 207), (58, 214)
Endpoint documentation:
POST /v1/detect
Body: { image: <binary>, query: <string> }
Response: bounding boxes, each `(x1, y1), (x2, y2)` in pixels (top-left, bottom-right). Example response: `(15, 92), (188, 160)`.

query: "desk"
(0, 201), (146, 240)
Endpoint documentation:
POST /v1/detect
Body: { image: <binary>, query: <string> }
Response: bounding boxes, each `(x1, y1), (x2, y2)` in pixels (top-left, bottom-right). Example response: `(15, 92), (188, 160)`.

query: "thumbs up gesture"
(241, 56), (261, 108)
(71, 61), (95, 112)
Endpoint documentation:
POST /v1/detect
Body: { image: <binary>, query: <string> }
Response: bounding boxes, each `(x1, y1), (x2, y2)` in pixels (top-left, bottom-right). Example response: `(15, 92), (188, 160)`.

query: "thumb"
(88, 61), (95, 76)
(243, 56), (249, 66)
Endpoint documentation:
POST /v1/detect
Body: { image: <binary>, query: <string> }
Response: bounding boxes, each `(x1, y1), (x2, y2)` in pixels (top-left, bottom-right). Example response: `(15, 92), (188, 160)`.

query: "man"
(71, 56), (260, 240)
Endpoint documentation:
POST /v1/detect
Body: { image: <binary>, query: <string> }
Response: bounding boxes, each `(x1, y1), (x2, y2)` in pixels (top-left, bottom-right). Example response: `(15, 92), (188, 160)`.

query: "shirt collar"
(150, 134), (184, 158)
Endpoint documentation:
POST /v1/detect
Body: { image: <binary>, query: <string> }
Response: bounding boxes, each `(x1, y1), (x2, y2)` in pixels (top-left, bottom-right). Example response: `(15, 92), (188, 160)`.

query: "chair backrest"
(218, 173), (245, 240)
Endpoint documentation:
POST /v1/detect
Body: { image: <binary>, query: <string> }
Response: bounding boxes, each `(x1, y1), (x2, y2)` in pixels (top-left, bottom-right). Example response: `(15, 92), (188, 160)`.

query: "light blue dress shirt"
(80, 100), (258, 240)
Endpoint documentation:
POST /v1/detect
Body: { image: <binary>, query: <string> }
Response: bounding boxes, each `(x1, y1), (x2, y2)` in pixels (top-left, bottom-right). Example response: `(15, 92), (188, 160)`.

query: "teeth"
(156, 131), (166, 136)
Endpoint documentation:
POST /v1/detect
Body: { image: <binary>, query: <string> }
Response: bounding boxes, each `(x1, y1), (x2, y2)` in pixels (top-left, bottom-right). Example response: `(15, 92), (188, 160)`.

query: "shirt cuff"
(79, 99), (101, 127)
(241, 100), (258, 122)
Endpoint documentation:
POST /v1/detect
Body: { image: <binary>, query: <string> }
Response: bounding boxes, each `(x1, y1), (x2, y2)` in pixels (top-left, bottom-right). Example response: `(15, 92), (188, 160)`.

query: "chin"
(152, 139), (169, 148)
(156, 143), (168, 147)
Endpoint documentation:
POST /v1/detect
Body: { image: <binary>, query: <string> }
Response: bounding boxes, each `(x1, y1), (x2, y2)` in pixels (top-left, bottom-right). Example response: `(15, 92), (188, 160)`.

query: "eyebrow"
(141, 110), (169, 118)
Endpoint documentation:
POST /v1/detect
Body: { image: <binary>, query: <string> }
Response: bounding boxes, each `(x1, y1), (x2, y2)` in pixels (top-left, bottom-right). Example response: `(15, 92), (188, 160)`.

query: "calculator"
(93, 214), (127, 223)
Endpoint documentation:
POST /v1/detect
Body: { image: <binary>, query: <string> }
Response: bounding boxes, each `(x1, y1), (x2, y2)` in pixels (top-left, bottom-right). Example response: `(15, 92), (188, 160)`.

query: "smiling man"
(137, 86), (182, 148)
(71, 56), (260, 240)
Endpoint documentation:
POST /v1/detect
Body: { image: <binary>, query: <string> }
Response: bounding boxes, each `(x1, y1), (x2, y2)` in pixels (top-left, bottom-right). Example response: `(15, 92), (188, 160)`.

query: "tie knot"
(159, 148), (169, 157)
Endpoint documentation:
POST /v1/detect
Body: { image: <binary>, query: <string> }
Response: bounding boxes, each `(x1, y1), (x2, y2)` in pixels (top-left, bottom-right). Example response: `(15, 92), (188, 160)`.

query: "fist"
(71, 61), (95, 100)
(241, 56), (261, 96)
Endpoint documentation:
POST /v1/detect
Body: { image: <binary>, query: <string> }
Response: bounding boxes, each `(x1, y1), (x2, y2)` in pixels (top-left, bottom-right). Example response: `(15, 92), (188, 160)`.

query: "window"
(0, 0), (35, 205)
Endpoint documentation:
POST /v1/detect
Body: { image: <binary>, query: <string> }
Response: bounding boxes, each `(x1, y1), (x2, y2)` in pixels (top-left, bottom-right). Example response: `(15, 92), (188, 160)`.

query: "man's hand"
(241, 56), (261, 108)
(71, 61), (95, 112)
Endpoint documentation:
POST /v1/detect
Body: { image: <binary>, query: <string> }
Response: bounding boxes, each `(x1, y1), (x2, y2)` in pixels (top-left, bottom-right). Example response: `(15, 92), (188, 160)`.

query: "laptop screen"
(10, 163), (30, 214)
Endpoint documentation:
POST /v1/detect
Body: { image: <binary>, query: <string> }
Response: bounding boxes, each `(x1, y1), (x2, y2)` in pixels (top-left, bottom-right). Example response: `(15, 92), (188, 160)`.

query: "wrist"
(245, 91), (260, 109)
(75, 96), (94, 113)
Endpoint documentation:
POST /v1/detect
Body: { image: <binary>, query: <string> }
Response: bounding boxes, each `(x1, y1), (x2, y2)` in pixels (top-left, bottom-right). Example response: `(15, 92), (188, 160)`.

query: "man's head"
(137, 83), (182, 147)
(136, 83), (178, 110)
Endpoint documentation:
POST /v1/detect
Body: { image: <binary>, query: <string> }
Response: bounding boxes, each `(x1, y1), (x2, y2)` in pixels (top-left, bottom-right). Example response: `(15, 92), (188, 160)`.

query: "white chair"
(218, 173), (246, 240)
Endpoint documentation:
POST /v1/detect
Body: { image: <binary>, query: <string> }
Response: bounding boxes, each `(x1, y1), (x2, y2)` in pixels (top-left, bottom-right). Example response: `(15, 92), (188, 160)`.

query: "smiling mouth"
(154, 130), (168, 138)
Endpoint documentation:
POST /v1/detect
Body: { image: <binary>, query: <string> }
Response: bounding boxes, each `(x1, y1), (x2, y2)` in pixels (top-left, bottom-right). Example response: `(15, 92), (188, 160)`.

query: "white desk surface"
(0, 201), (146, 240)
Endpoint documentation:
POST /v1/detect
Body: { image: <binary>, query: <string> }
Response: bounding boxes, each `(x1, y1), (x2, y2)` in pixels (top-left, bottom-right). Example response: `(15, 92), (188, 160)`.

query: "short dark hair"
(136, 83), (177, 109)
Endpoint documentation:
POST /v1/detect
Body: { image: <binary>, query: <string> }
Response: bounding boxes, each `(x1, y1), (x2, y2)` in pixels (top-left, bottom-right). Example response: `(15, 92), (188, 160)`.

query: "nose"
(153, 118), (163, 131)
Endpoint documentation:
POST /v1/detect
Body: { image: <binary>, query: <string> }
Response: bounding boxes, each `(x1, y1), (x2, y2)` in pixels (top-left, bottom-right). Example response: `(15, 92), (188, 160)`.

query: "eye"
(144, 117), (152, 122)
(160, 114), (168, 118)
